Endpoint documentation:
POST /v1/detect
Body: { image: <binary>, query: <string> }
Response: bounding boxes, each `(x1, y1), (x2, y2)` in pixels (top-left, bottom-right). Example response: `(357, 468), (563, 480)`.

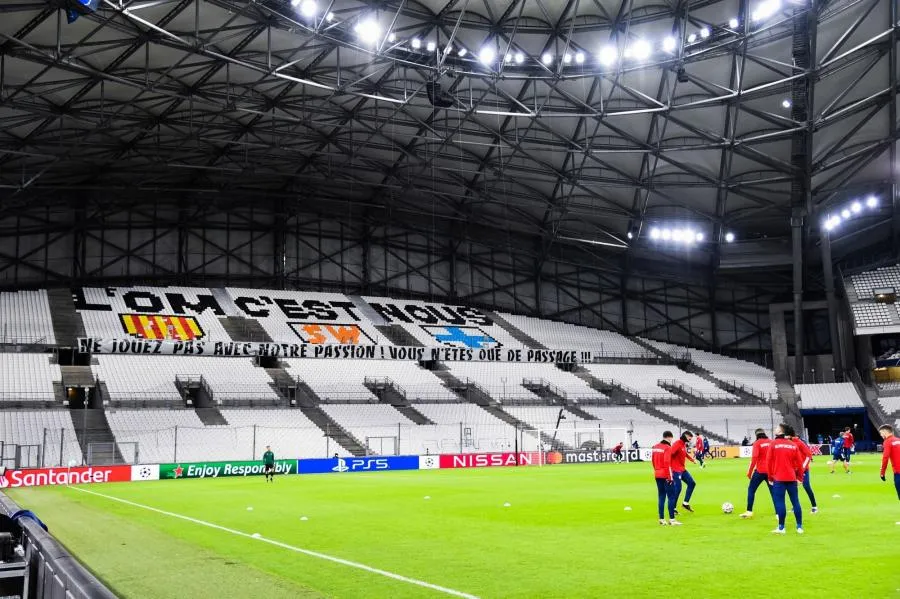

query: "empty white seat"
(499, 313), (649, 357)
(0, 353), (61, 402)
(0, 410), (82, 466)
(0, 290), (55, 344)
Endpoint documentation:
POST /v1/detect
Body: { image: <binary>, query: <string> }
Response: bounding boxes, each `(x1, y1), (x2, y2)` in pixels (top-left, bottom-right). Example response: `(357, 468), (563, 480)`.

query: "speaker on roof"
(676, 66), (689, 83)
(426, 81), (455, 109)
(66, 0), (101, 23)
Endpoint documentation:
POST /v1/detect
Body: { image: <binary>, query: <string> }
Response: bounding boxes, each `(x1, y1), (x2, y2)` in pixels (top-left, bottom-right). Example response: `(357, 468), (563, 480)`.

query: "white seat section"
(320, 404), (417, 454)
(283, 359), (455, 402)
(580, 406), (674, 448)
(794, 383), (863, 409)
(850, 264), (900, 299)
(501, 406), (599, 449)
(78, 286), (230, 340)
(850, 303), (892, 328)
(0, 353), (61, 402)
(446, 362), (606, 402)
(0, 290), (55, 344)
(224, 288), (383, 345)
(362, 296), (523, 348)
(499, 313), (647, 356)
(659, 406), (776, 443)
(640, 338), (777, 396)
(584, 364), (734, 400)
(413, 403), (516, 453)
(107, 409), (208, 463)
(220, 409), (346, 458)
(93, 355), (278, 402)
(878, 395), (900, 414)
(0, 410), (82, 466)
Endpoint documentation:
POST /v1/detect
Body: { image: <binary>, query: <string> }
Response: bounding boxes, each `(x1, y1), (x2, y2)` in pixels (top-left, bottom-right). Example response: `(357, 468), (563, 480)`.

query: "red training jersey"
(695, 436), (704, 452)
(766, 437), (803, 483)
(651, 442), (673, 479)
(881, 435), (900, 476)
(748, 438), (772, 476)
(843, 432), (854, 449)
(670, 439), (694, 473)
(793, 438), (812, 472)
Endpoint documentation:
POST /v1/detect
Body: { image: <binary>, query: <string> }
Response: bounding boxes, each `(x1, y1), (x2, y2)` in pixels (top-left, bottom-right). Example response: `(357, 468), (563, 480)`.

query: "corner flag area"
(8, 458), (898, 598)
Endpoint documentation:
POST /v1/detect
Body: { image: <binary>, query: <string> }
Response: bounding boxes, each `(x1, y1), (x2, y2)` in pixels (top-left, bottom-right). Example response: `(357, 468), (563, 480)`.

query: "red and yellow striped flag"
(119, 314), (205, 340)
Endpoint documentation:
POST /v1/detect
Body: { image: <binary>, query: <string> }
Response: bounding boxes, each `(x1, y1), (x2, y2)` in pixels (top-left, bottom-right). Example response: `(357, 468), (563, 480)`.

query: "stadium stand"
(850, 303), (893, 328)
(794, 383), (864, 409)
(849, 264), (900, 299)
(0, 290), (56, 344)
(93, 355), (279, 403)
(658, 406), (776, 442)
(284, 358), (456, 402)
(445, 362), (606, 402)
(579, 406), (675, 447)
(640, 339), (777, 396)
(319, 403), (415, 454)
(878, 395), (900, 414)
(0, 410), (82, 467)
(497, 313), (648, 356)
(582, 363), (735, 401)
(0, 353), (62, 402)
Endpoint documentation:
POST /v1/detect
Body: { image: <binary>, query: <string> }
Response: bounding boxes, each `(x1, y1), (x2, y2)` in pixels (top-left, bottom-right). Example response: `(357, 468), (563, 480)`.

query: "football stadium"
(1, 0), (900, 597)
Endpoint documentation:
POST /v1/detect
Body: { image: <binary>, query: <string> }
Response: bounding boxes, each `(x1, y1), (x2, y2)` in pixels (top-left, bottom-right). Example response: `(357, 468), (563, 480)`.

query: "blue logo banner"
(298, 455), (420, 475)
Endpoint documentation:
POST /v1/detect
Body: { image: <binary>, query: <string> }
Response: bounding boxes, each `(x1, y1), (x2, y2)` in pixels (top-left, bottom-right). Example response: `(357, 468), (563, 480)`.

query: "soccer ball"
(722, 502), (734, 514)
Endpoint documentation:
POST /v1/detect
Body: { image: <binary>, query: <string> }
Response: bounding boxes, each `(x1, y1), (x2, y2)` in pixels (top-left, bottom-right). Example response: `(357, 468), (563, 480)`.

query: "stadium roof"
(0, 0), (897, 275)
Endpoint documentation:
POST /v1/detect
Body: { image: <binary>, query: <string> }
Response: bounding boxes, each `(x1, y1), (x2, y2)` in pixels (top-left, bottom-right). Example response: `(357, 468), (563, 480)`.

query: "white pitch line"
(70, 486), (478, 599)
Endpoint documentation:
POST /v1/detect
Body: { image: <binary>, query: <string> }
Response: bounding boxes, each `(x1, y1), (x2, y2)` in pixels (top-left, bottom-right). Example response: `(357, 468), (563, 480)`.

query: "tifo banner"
(544, 449), (643, 465)
(77, 337), (591, 364)
(438, 452), (542, 469)
(0, 465), (131, 489)
(159, 459), (296, 480)
(298, 455), (420, 474)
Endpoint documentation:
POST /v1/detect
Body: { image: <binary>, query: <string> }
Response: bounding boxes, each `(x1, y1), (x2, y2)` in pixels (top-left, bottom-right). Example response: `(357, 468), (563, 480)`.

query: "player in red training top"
(651, 431), (679, 525)
(879, 424), (900, 505)
(670, 431), (697, 513)
(694, 434), (706, 469)
(830, 426), (854, 474)
(739, 428), (773, 518)
(766, 423), (805, 535)
(612, 441), (624, 463)
(791, 434), (818, 514)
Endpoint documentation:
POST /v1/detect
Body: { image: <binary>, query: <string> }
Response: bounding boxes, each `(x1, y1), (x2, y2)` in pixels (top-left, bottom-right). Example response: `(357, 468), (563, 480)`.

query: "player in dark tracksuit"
(652, 432), (679, 525)
(767, 424), (805, 534)
(670, 432), (697, 513)
(263, 446), (276, 482)
(740, 429), (774, 519)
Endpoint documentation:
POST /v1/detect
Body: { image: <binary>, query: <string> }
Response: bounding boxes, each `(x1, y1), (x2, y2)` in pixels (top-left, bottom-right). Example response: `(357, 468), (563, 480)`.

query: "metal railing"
(657, 379), (736, 402)
(521, 378), (568, 401)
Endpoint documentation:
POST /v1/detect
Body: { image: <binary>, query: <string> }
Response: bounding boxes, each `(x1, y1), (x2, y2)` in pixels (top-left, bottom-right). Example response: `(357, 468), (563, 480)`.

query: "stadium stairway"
(570, 367), (642, 404)
(629, 337), (672, 361)
(219, 316), (270, 342)
(374, 325), (422, 347)
(195, 408), (229, 426)
(656, 381), (706, 405)
(431, 370), (495, 406)
(70, 408), (124, 465)
(775, 378), (804, 433)
(265, 367), (297, 404)
(479, 405), (573, 451)
(299, 406), (368, 456)
(362, 378), (436, 424)
(486, 312), (546, 349)
(393, 405), (436, 425)
(47, 288), (85, 347)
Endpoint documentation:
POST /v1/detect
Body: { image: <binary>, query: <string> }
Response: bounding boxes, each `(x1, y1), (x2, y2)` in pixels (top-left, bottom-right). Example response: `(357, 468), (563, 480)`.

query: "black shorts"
(264, 464), (275, 473)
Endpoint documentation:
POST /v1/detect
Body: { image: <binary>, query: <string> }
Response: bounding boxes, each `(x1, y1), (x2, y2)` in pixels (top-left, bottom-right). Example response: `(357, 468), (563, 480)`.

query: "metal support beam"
(819, 231), (843, 375)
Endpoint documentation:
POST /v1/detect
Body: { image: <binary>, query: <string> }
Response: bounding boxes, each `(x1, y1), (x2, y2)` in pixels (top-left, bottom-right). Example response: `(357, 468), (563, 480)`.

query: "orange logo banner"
(289, 323), (374, 345)
(119, 314), (205, 341)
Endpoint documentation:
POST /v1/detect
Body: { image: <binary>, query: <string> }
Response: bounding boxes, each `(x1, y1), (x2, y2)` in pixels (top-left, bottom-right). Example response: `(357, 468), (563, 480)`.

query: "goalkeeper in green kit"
(263, 446), (276, 483)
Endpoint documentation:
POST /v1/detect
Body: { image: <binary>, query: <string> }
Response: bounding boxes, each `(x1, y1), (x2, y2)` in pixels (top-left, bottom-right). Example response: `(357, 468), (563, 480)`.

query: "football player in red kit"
(670, 431), (697, 513)
(740, 428), (773, 518)
(766, 423), (805, 535)
(878, 424), (900, 506)
(792, 434), (818, 514)
(651, 432), (679, 525)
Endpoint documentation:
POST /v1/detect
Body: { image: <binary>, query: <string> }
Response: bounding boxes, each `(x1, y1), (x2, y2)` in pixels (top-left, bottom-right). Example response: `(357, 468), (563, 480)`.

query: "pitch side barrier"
(0, 445), (776, 490)
(0, 492), (117, 599)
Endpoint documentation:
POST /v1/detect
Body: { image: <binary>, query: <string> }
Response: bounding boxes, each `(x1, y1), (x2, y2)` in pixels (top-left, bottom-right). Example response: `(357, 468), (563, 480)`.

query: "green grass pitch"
(8, 457), (900, 598)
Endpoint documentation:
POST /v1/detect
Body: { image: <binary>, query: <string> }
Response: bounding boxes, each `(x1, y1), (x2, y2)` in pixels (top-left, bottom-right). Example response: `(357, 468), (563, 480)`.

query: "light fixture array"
(822, 196), (879, 232)
(291, 0), (786, 71)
